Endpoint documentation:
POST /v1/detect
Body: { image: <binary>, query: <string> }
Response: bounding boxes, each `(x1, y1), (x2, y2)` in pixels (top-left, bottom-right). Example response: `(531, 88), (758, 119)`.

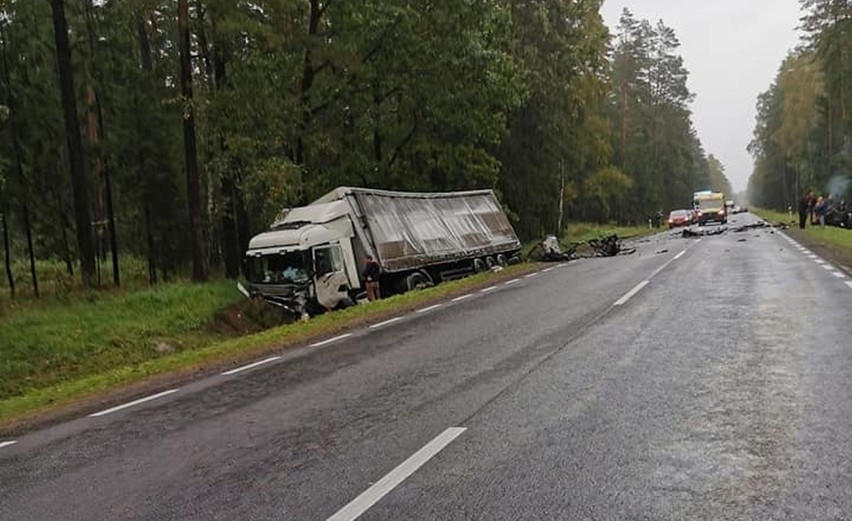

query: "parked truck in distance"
(243, 187), (521, 316)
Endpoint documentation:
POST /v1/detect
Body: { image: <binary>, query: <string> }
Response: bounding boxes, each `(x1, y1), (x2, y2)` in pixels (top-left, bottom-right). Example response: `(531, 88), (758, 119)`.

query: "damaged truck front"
(243, 187), (521, 317)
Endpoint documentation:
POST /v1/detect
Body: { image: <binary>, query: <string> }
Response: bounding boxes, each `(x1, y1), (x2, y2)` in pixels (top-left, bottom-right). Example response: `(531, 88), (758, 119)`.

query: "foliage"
(748, 1), (852, 209)
(0, 0), (735, 292)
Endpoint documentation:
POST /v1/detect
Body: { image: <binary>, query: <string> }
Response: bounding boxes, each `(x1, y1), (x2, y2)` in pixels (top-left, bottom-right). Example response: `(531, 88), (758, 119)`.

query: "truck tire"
(496, 254), (508, 267)
(485, 256), (496, 269)
(406, 271), (433, 291)
(473, 258), (486, 273)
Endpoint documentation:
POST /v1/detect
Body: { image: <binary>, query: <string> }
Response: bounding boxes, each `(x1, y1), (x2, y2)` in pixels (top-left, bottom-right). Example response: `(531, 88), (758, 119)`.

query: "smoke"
(827, 175), (850, 199)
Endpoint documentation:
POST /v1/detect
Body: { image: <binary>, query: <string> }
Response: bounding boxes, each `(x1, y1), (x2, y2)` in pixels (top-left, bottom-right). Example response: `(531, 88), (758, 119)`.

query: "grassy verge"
(751, 207), (852, 271)
(0, 263), (536, 428)
(562, 222), (658, 243)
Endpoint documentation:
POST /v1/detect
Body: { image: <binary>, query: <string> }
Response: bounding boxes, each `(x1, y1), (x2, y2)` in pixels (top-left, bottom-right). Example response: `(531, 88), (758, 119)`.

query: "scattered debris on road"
(528, 235), (575, 262)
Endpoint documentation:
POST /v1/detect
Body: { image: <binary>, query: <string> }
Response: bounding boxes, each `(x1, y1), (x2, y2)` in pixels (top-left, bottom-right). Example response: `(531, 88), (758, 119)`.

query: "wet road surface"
(3, 213), (852, 520)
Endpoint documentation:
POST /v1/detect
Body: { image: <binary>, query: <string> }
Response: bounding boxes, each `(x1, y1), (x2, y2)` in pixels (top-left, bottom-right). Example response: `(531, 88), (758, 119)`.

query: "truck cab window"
(314, 245), (344, 277)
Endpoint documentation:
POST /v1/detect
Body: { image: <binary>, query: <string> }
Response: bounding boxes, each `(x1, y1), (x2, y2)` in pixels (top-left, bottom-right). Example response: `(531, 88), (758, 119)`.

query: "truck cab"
(244, 201), (362, 315)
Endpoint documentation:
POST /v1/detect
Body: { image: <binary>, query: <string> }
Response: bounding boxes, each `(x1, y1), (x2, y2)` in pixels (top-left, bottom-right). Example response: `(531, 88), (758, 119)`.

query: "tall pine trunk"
(50, 0), (97, 287)
(178, 0), (207, 282)
(1, 201), (14, 298)
(22, 202), (38, 298)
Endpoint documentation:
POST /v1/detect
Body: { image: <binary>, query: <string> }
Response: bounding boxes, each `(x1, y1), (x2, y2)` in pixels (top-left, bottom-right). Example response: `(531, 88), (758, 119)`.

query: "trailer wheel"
(406, 271), (433, 291)
(496, 254), (508, 267)
(485, 256), (496, 269)
(473, 258), (486, 273)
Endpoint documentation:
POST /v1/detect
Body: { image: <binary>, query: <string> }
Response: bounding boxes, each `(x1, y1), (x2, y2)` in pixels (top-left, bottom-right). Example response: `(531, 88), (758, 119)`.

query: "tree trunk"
(104, 166), (119, 286)
(1, 202), (14, 298)
(50, 0), (97, 287)
(295, 0), (323, 167)
(22, 202), (38, 298)
(178, 0), (208, 282)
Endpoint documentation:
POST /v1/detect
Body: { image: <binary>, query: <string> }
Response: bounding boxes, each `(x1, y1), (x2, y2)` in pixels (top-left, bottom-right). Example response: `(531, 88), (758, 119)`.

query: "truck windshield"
(697, 198), (723, 211)
(247, 251), (310, 284)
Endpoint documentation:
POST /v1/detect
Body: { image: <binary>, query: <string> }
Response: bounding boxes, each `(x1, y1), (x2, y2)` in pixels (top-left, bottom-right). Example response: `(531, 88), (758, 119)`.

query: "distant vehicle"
(243, 187), (521, 316)
(693, 191), (727, 225)
(667, 209), (694, 228)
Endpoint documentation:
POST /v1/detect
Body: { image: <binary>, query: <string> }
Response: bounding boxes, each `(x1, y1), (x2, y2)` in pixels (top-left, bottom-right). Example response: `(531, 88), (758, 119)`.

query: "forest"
(0, 1), (731, 294)
(748, 0), (852, 210)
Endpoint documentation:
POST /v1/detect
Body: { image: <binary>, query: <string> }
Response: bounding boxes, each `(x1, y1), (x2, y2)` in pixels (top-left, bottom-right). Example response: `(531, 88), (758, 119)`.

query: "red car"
(667, 209), (694, 228)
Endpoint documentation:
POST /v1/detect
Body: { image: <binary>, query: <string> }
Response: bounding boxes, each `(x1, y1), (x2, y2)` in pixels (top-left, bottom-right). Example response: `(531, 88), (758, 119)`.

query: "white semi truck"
(243, 187), (521, 316)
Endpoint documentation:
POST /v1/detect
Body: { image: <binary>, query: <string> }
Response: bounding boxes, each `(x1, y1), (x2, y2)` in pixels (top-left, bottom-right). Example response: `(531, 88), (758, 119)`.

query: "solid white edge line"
(614, 280), (650, 307)
(673, 250), (686, 260)
(311, 333), (352, 348)
(326, 427), (467, 521)
(221, 356), (281, 376)
(451, 294), (472, 303)
(89, 389), (179, 417)
(479, 286), (497, 293)
(370, 317), (403, 329)
(503, 279), (520, 285)
(416, 304), (441, 314)
(0, 441), (16, 449)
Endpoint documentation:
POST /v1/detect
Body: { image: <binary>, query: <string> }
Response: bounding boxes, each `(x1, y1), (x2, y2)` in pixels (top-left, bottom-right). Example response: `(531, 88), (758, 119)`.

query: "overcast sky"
(600, 0), (803, 193)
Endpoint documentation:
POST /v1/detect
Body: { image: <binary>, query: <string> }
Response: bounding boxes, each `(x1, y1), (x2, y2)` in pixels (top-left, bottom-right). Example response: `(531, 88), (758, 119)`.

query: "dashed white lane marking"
(503, 279), (520, 286)
(846, 281), (852, 290)
(370, 317), (403, 329)
(815, 259), (826, 264)
(222, 356), (281, 376)
(673, 250), (686, 261)
(479, 286), (497, 293)
(821, 264), (834, 270)
(89, 389), (179, 417)
(0, 441), (16, 449)
(326, 427), (466, 521)
(831, 271), (846, 278)
(541, 267), (554, 273)
(416, 304), (442, 314)
(310, 333), (352, 348)
(451, 294), (472, 303)
(614, 280), (650, 307)
(524, 273), (539, 279)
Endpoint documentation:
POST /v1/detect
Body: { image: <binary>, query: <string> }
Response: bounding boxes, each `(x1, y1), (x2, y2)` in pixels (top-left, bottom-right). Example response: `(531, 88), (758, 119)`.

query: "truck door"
(313, 244), (350, 310)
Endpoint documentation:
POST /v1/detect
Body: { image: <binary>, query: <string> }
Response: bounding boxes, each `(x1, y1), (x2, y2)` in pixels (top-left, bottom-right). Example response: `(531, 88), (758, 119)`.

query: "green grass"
(562, 222), (657, 243)
(0, 263), (535, 425)
(751, 207), (852, 268)
(0, 281), (242, 401)
(0, 256), (159, 318)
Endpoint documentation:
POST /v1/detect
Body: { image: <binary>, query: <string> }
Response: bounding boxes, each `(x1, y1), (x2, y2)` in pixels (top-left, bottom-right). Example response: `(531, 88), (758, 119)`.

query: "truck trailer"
(243, 187), (521, 316)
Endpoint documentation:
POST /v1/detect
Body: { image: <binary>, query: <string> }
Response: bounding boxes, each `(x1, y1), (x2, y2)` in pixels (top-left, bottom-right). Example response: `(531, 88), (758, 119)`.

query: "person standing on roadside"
(815, 196), (827, 228)
(807, 191), (818, 225)
(798, 192), (811, 229)
(362, 255), (381, 301)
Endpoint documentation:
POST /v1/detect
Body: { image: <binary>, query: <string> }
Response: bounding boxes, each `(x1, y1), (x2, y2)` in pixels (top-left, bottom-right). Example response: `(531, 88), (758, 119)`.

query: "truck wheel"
(496, 254), (508, 267)
(406, 271), (433, 291)
(485, 256), (496, 269)
(473, 258), (486, 273)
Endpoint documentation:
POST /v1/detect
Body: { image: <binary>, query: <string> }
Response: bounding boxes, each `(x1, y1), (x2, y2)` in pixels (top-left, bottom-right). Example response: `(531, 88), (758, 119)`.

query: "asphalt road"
(3, 213), (852, 520)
